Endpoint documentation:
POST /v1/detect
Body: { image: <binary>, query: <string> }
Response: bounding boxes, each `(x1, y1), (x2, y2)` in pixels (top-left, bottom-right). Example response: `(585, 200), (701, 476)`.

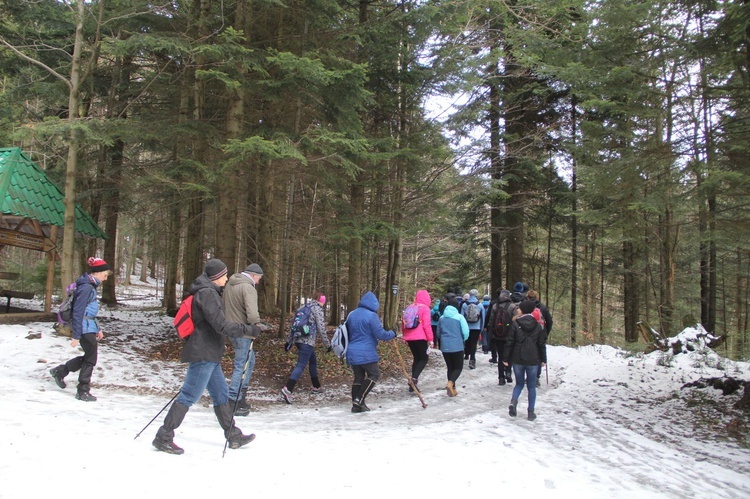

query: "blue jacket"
(461, 295), (486, 331)
(437, 305), (469, 353)
(71, 274), (101, 339)
(345, 292), (396, 366)
(431, 300), (441, 327)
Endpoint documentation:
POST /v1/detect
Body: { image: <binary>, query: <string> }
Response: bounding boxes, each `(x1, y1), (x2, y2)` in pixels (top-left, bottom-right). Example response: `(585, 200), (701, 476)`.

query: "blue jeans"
(176, 361), (229, 407)
(228, 337), (256, 399)
(289, 343), (318, 382)
(511, 364), (539, 410)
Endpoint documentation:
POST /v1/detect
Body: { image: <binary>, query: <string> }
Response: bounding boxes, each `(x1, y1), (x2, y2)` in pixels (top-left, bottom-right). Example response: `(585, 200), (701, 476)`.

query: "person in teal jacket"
(436, 297), (469, 397)
(49, 257), (111, 402)
(345, 291), (396, 413)
(430, 298), (441, 349)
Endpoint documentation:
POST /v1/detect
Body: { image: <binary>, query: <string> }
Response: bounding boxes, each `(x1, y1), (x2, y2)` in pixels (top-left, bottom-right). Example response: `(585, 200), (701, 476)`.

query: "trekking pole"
(134, 390), (180, 440)
(391, 335), (427, 409)
(545, 363), (549, 385)
(223, 339), (254, 458)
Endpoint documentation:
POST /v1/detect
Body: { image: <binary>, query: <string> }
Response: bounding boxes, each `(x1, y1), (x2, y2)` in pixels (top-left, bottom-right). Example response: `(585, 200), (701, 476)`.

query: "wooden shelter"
(0, 147), (106, 319)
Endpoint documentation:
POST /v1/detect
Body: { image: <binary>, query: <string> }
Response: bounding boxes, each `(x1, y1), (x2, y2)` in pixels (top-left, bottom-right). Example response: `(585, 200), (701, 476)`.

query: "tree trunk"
(623, 240), (638, 342)
(60, 0), (86, 290)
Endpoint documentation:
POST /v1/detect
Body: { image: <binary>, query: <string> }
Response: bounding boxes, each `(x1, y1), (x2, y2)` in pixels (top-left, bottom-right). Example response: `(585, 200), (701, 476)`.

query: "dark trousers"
(442, 351), (464, 383)
(351, 362), (381, 385)
(59, 333), (98, 393)
(464, 330), (481, 360)
(407, 340), (429, 380)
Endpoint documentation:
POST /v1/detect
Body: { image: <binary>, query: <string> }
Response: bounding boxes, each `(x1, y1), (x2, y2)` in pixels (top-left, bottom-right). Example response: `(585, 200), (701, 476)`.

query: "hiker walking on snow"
(461, 289), (486, 369)
(436, 296), (469, 397)
(152, 259), (259, 455)
(345, 291), (397, 413)
(281, 290), (332, 404)
(223, 263), (265, 416)
(503, 300), (547, 421)
(525, 289), (553, 388)
(49, 257), (111, 402)
(401, 289), (434, 393)
(487, 289), (516, 385)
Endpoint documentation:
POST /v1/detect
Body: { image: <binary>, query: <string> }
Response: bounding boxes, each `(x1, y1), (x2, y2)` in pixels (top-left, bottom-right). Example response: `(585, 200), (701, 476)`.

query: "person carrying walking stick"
(401, 289), (434, 394)
(223, 263), (266, 416)
(152, 259), (259, 455)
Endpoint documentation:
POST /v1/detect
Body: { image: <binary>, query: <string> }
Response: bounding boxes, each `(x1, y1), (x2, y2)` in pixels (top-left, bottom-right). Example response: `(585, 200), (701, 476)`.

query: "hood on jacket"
(499, 290), (511, 303)
(226, 272), (254, 288)
(516, 314), (540, 332)
(189, 273), (220, 296)
(442, 305), (460, 318)
(358, 291), (379, 313)
(76, 273), (99, 288)
(414, 289), (431, 307)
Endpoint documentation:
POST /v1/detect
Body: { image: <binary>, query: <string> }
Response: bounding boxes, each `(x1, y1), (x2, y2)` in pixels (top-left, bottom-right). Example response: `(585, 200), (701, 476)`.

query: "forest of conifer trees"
(0, 0), (748, 358)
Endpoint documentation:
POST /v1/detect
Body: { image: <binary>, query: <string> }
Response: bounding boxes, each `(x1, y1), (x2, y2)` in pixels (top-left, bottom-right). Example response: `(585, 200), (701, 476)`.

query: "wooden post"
(44, 226), (59, 314)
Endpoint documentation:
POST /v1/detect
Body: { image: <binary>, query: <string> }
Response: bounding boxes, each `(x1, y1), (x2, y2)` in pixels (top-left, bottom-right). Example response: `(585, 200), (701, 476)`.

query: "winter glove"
(326, 346), (333, 353)
(256, 321), (273, 332)
(243, 323), (260, 339)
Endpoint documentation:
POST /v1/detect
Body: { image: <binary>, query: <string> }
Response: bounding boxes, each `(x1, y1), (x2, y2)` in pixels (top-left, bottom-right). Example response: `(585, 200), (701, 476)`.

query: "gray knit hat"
(244, 263), (264, 275)
(205, 259), (228, 281)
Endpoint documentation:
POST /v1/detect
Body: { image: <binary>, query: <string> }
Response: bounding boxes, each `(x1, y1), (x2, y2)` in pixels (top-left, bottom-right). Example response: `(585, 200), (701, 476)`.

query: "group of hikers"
(421, 284), (553, 421)
(48, 257), (552, 455)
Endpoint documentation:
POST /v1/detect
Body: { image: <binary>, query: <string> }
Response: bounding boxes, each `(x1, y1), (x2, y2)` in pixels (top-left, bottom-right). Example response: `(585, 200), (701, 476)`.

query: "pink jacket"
(402, 289), (434, 343)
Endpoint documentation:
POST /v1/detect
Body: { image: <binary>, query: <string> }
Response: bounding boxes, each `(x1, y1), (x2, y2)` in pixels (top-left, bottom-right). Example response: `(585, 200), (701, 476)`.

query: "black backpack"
(492, 302), (515, 340)
(517, 329), (540, 365)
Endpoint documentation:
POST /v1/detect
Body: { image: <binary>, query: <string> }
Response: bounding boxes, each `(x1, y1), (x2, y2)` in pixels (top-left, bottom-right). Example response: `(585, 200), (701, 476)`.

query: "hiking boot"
(536, 378), (541, 388)
(469, 359), (476, 370)
(280, 386), (293, 404)
(498, 377), (506, 386)
(228, 433), (256, 449)
(446, 381), (457, 397)
(505, 373), (513, 383)
(234, 400), (251, 417)
(50, 367), (66, 389)
(489, 358), (498, 364)
(152, 438), (184, 455)
(311, 386), (324, 395)
(509, 399), (518, 417)
(76, 391), (97, 402)
(527, 409), (536, 421)
(408, 378), (418, 393)
(464, 354), (469, 360)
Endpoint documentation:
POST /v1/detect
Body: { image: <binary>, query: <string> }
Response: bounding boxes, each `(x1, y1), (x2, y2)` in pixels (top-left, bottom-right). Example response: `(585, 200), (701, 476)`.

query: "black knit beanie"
(205, 259), (228, 281)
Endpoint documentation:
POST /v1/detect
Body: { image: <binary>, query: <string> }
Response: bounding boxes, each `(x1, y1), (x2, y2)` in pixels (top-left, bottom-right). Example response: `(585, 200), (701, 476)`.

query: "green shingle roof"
(0, 147), (107, 239)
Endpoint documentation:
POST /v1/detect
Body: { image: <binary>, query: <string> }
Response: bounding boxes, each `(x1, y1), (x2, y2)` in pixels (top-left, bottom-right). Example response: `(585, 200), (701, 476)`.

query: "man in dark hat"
(223, 263), (265, 416)
(152, 259), (259, 455)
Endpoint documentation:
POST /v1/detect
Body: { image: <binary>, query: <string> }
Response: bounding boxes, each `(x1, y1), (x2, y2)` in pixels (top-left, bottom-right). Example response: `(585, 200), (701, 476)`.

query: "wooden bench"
(1, 290), (35, 313)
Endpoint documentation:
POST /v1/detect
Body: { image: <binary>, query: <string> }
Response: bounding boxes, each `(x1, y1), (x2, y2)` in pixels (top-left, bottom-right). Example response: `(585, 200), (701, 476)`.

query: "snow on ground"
(1, 282), (748, 499)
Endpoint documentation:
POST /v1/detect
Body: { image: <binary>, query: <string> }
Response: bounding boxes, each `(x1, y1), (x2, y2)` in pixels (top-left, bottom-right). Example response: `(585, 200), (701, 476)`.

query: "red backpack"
(173, 295), (195, 339)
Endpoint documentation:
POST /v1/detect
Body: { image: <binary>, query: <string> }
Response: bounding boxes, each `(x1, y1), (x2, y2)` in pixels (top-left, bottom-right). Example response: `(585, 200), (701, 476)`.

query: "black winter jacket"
(181, 273), (258, 364)
(503, 314), (547, 366)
